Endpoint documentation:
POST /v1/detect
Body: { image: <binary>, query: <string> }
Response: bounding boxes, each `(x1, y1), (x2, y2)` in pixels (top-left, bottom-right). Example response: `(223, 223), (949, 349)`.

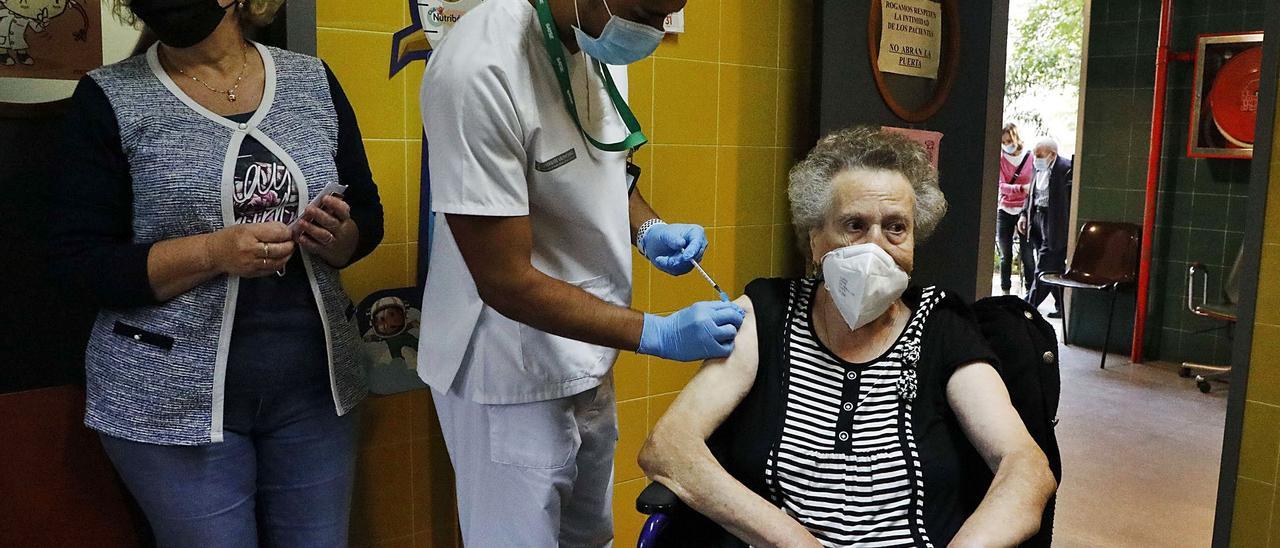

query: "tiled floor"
(988, 270), (1226, 545)
(1045, 308), (1228, 547)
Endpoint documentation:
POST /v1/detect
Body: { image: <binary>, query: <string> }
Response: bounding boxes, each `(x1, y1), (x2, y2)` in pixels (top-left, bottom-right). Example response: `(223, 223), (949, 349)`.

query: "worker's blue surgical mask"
(1034, 157), (1051, 171)
(573, 0), (666, 65)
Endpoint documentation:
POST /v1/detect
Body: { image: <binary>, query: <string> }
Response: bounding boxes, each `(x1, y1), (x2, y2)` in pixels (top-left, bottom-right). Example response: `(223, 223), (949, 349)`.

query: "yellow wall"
(318, 3), (457, 547)
(613, 0), (814, 540)
(316, 1), (815, 546)
(1231, 74), (1280, 547)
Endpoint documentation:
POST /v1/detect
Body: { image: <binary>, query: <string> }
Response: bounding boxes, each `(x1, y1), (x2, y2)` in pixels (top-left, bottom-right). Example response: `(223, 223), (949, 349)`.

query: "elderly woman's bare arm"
(946, 362), (1058, 548)
(638, 296), (820, 548)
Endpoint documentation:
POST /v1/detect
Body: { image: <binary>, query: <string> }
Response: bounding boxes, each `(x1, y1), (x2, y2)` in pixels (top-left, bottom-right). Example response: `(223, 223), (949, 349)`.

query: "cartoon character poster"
(356, 288), (426, 394)
(0, 0), (138, 114)
(0, 0), (95, 80)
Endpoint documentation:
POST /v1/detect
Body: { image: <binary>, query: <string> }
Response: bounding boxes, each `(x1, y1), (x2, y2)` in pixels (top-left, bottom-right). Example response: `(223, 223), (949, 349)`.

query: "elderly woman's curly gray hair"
(788, 126), (948, 252)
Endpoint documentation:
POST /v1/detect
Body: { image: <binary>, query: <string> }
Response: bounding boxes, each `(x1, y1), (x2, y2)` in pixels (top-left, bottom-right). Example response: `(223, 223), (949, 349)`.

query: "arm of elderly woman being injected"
(946, 361), (1059, 548)
(638, 296), (824, 548)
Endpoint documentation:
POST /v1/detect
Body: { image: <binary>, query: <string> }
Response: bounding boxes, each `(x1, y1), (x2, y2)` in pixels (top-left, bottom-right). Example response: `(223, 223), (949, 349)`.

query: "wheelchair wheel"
(1196, 377), (1212, 394)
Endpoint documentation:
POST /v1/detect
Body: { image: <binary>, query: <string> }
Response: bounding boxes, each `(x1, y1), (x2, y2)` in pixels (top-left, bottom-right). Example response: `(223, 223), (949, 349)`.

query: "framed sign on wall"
(867, 0), (960, 123)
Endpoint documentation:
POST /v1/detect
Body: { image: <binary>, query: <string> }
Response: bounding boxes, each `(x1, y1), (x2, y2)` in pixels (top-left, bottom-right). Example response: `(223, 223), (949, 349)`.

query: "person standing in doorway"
(417, 0), (743, 545)
(1020, 137), (1072, 318)
(996, 122), (1035, 294)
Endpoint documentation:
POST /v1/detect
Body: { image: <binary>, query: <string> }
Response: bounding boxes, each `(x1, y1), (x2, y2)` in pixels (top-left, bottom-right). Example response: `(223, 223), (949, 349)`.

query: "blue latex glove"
(640, 223), (708, 276)
(637, 301), (746, 362)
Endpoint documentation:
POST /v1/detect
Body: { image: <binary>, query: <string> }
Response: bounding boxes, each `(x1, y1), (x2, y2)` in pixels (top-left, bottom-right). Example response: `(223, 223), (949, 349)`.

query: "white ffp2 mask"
(821, 244), (910, 331)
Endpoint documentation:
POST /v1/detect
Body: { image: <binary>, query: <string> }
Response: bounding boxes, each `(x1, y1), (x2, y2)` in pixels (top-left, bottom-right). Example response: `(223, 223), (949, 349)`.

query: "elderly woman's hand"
(296, 194), (360, 267)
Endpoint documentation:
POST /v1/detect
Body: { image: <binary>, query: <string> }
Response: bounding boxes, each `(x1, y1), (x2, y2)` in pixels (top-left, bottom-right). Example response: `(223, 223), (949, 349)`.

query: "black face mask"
(131, 0), (229, 49)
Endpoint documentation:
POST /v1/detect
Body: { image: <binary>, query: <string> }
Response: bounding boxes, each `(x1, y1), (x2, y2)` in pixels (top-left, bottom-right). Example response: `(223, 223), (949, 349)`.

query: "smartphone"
(290, 182), (348, 232)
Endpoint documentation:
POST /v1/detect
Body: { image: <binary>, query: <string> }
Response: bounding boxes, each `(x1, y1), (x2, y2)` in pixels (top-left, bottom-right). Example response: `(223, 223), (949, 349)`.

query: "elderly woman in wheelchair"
(638, 127), (1057, 547)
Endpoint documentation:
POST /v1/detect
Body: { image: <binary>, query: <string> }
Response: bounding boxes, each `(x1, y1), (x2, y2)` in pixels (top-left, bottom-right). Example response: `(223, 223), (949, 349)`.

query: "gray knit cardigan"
(83, 43), (366, 445)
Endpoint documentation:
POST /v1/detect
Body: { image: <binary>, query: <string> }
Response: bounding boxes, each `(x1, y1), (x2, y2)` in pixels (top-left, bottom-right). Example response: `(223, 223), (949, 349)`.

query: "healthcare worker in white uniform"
(417, 0), (740, 545)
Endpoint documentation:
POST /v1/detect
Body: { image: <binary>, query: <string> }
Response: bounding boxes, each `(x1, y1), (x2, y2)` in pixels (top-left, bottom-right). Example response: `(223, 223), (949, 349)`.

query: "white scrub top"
(417, 0), (633, 404)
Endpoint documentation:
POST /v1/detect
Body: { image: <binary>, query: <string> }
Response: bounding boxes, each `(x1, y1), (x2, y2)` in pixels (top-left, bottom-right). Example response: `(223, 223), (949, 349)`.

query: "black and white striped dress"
(765, 279), (943, 547)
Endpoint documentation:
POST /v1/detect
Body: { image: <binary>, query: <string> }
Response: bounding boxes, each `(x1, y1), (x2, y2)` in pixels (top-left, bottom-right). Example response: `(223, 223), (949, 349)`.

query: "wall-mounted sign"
(663, 10), (684, 34)
(877, 0), (942, 79)
(882, 126), (942, 168)
(1187, 32), (1263, 160)
(867, 0), (958, 123)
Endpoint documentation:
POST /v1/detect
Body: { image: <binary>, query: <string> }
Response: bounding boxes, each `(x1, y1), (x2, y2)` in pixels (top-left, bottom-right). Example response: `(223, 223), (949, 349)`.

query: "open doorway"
(996, 0), (1081, 307)
(998, 0), (1262, 546)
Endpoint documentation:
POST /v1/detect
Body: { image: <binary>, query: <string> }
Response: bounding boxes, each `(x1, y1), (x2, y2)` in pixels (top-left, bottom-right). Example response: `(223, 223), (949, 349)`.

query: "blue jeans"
(99, 385), (359, 548)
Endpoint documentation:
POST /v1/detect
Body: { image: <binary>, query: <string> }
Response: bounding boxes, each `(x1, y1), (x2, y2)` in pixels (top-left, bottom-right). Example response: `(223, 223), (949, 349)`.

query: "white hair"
(788, 127), (948, 252)
(1034, 137), (1060, 154)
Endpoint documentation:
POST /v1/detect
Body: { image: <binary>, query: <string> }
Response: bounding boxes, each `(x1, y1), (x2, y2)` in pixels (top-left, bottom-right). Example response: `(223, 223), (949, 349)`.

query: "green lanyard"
(533, 0), (647, 152)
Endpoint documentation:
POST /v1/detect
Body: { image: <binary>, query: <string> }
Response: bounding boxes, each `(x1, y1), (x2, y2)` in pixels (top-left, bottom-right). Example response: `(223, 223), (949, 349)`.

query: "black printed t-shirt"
(223, 111), (326, 395)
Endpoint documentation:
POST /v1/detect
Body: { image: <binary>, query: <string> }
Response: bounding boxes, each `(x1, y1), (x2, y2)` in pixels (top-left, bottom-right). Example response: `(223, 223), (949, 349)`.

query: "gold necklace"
(171, 43), (248, 102)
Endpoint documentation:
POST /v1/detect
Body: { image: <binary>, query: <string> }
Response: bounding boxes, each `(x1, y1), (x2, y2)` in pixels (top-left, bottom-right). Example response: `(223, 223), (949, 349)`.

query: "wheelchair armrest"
(636, 480), (683, 515)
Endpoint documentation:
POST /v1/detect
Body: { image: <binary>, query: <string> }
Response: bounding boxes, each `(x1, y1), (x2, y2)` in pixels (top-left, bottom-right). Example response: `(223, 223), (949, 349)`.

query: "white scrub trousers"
(432, 376), (618, 547)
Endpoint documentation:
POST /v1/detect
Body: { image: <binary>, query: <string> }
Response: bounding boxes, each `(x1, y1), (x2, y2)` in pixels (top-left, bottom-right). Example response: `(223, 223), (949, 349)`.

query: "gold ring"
(262, 242), (270, 258)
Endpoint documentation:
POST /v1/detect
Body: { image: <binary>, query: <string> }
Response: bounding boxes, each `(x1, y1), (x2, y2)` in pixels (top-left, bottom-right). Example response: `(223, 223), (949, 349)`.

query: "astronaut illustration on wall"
(356, 288), (427, 395)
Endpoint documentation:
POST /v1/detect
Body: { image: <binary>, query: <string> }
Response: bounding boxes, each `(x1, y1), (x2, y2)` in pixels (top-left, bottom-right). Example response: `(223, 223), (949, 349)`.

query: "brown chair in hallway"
(1179, 247), (1242, 393)
(1038, 221), (1141, 369)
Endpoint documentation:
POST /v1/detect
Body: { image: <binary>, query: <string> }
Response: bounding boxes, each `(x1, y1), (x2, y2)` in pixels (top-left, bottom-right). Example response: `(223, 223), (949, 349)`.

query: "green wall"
(1073, 0), (1266, 364)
